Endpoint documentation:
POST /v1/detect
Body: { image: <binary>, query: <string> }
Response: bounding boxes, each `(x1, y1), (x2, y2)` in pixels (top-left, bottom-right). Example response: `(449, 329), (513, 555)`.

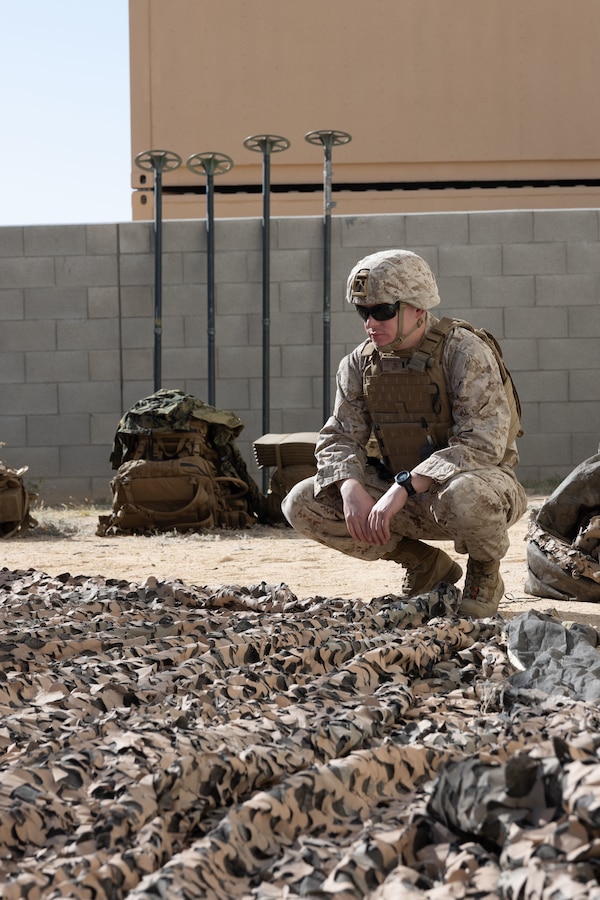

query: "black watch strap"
(394, 470), (416, 496)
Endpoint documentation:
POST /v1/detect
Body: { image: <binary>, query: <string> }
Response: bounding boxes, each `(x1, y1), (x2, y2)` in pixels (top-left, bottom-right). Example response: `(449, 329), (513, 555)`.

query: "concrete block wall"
(0, 210), (599, 504)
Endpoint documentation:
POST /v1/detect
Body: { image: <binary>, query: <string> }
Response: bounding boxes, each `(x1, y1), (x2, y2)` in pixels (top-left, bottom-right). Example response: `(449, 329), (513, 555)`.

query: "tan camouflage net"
(1, 568), (600, 898)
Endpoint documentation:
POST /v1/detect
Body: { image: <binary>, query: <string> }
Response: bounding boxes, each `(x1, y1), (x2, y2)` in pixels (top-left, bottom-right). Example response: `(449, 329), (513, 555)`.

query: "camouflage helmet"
(346, 249), (441, 310)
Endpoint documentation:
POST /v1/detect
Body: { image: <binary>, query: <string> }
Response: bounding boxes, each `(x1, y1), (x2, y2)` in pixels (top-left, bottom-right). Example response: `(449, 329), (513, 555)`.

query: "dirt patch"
(3, 492), (600, 628)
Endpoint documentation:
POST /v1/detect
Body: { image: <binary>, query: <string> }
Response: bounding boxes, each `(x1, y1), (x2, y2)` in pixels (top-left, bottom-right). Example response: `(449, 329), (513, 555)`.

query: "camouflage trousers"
(282, 466), (528, 562)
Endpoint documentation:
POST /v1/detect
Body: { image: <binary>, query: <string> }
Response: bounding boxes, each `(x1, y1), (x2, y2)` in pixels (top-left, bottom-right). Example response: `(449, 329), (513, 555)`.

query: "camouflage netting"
(1, 569), (600, 898)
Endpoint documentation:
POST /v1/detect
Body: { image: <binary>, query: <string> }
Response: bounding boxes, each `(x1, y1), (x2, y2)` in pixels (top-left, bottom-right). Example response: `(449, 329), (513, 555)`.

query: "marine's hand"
(339, 479), (376, 543)
(367, 484), (407, 544)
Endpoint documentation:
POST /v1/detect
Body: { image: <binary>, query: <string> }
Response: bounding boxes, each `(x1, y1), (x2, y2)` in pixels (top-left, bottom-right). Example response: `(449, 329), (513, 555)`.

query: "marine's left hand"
(366, 484), (408, 544)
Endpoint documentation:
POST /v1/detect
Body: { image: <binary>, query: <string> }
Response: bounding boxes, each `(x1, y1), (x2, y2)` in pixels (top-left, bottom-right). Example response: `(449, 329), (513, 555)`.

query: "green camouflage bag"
(98, 389), (268, 534)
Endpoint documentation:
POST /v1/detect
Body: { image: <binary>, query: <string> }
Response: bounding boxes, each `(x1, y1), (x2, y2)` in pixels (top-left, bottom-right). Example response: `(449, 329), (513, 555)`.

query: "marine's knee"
(437, 473), (506, 529)
(281, 476), (316, 527)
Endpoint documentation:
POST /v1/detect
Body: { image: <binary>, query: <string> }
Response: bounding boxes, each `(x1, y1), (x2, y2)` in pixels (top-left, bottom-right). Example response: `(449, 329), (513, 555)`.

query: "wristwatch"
(394, 470), (416, 496)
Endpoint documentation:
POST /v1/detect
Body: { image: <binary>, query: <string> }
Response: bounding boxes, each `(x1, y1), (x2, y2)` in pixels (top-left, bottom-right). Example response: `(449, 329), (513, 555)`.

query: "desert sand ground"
(3, 492), (599, 629)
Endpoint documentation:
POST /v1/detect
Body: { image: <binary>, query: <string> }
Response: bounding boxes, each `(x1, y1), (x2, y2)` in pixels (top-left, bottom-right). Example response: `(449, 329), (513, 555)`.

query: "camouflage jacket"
(316, 315), (520, 494)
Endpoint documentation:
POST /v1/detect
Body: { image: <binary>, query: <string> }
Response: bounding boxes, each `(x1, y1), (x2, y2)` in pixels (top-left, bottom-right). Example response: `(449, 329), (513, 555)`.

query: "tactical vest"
(363, 317), (523, 474)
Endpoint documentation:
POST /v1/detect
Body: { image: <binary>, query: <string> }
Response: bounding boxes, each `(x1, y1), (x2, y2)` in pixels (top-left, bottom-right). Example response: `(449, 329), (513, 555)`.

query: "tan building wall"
(129, 0), (600, 219)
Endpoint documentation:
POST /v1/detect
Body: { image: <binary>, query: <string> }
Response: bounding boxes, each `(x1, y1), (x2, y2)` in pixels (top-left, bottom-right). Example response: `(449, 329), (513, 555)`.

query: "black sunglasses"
(356, 301), (400, 322)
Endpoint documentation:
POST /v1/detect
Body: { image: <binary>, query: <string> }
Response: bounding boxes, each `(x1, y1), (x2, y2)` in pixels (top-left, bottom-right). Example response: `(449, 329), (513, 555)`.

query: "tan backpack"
(98, 390), (267, 535)
(0, 461), (36, 538)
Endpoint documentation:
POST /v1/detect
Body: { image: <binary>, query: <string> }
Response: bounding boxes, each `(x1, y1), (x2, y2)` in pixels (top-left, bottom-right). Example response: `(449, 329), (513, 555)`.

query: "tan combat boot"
(460, 558), (504, 617)
(386, 538), (463, 599)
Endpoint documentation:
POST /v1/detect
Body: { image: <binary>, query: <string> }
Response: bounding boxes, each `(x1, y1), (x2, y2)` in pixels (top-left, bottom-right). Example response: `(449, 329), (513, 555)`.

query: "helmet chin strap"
(380, 303), (425, 352)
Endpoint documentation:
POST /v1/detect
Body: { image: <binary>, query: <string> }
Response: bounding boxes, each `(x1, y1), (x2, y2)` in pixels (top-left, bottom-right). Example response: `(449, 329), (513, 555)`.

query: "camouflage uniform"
(283, 315), (527, 563)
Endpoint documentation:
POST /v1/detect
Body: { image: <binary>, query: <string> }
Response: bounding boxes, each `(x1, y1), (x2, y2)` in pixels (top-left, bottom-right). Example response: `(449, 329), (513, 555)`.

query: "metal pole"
(186, 151), (234, 407)
(243, 134), (290, 492)
(135, 149), (182, 392)
(304, 130), (352, 422)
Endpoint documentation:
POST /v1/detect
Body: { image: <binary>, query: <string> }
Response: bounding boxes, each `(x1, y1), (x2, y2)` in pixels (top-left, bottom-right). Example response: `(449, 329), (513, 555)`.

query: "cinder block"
(119, 253), (154, 285)
(55, 255), (119, 288)
(26, 351), (89, 384)
(570, 369), (600, 401)
(0, 228), (23, 257)
(163, 220), (204, 252)
(439, 245), (502, 276)
(0, 353), (25, 383)
(515, 370), (569, 402)
(218, 345), (262, 378)
(266, 249), (313, 283)
(121, 349), (154, 380)
(24, 225), (86, 257)
(121, 318), (153, 349)
(539, 338), (599, 370)
(0, 415), (26, 446)
(27, 414), (90, 446)
(500, 339), (539, 371)
(181, 315), (209, 350)
(536, 274), (599, 307)
(182, 252), (207, 284)
(25, 287), (88, 320)
(89, 351), (121, 382)
(0, 384), (57, 416)
(280, 280), (323, 314)
(88, 287), (120, 318)
(539, 401), (600, 432)
(60, 444), (112, 477)
(340, 214), (407, 249)
(3, 320), (56, 351)
(436, 276), (472, 308)
(505, 306), (568, 339)
(122, 381), (155, 410)
(57, 319), (120, 350)
(163, 284), (205, 316)
(271, 311), (313, 345)
(503, 243), (566, 275)
(567, 242), (600, 274)
(215, 218), (261, 252)
(39, 477), (96, 505)
(517, 432), (572, 466)
(162, 316), (185, 347)
(471, 275), (535, 308)
(534, 209), (599, 242)
(2, 445), (59, 477)
(0, 257), (55, 288)
(469, 211), (533, 244)
(214, 379), (251, 411)
(163, 347), (210, 380)
(282, 407), (323, 433)
(278, 217), (324, 249)
(120, 286), (153, 317)
(281, 344), (322, 377)
(58, 382), (122, 414)
(86, 224), (118, 255)
(91, 412), (120, 445)
(572, 433), (600, 464)
(406, 213), (469, 246)
(0, 289), (24, 320)
(215, 250), (250, 283)
(569, 304), (600, 337)
(118, 222), (152, 254)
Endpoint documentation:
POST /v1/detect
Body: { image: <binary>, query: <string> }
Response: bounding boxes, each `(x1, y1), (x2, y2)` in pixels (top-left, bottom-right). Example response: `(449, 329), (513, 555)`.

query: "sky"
(0, 0), (131, 227)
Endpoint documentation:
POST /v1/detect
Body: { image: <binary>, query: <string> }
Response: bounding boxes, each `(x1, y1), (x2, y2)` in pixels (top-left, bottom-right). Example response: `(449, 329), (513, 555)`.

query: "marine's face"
(359, 305), (400, 348)
(358, 302), (425, 350)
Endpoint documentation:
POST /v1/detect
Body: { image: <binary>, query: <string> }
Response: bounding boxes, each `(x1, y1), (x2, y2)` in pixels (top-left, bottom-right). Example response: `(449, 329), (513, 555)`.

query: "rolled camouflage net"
(1, 570), (600, 897)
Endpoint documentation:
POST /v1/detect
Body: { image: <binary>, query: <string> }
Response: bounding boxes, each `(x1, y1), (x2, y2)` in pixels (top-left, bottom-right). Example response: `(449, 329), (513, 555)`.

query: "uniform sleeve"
(315, 344), (372, 492)
(412, 327), (512, 483)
